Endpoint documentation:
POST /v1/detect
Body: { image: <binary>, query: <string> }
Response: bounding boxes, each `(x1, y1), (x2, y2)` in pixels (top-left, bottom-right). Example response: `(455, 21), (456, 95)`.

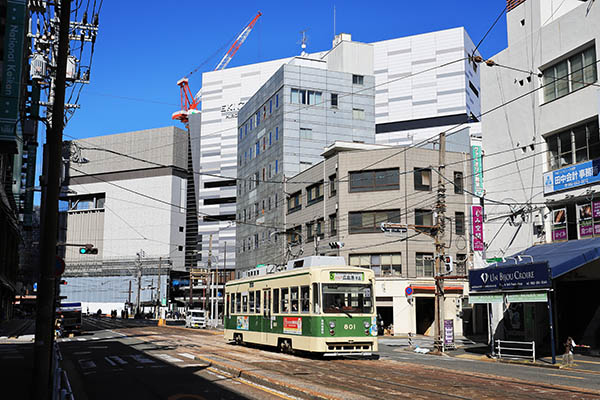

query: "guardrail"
(496, 339), (535, 362)
(52, 342), (74, 400)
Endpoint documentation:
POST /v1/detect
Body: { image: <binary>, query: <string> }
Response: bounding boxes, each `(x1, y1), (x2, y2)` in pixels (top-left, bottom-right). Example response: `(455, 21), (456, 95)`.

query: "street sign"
(55, 256), (65, 277)
(381, 223), (408, 238)
(405, 287), (413, 296)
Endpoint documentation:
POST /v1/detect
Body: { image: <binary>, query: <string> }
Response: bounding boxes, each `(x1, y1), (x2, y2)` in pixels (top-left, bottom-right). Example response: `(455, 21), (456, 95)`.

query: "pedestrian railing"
(496, 340), (535, 362)
(52, 342), (74, 400)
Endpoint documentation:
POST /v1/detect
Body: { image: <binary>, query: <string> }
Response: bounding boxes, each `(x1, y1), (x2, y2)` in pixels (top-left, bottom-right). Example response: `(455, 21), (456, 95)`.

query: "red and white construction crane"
(172, 11), (262, 124)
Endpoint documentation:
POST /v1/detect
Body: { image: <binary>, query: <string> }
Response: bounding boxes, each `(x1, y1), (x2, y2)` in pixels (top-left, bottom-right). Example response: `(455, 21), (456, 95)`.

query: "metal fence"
(496, 340), (536, 362)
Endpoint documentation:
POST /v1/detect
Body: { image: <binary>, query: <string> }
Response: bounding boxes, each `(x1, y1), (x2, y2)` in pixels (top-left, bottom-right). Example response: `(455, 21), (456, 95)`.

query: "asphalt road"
(55, 317), (600, 399)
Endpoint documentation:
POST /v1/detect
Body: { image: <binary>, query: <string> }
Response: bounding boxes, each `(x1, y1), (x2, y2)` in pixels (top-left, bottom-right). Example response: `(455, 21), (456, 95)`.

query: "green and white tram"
(224, 256), (378, 356)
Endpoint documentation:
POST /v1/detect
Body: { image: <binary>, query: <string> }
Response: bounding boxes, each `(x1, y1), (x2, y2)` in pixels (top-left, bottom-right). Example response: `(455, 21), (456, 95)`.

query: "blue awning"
(494, 237), (600, 278)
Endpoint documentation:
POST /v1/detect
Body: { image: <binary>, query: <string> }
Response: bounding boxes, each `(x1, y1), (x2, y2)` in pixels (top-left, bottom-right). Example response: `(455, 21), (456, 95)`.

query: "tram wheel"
(234, 333), (243, 345)
(278, 338), (293, 354)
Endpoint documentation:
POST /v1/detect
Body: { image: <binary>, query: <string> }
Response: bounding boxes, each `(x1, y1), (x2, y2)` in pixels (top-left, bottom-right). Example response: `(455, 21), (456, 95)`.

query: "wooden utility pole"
(32, 1), (71, 397)
(434, 132), (447, 352)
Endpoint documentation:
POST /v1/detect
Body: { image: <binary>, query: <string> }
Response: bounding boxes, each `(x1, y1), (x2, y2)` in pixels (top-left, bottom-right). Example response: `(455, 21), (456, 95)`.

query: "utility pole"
(32, 1), (71, 398)
(156, 257), (162, 319)
(206, 234), (212, 314)
(434, 131), (447, 352)
(136, 250), (143, 316)
(128, 280), (132, 312)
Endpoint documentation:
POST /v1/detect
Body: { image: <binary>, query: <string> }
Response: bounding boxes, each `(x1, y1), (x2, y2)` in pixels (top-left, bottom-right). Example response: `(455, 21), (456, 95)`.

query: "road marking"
(74, 351), (91, 355)
(110, 356), (127, 365)
(90, 346), (108, 349)
(236, 375), (300, 399)
(78, 360), (96, 369)
(156, 353), (184, 363)
(77, 338), (86, 341)
(206, 369), (227, 380)
(547, 373), (586, 380)
(178, 353), (196, 360)
(104, 356), (116, 366)
(130, 354), (155, 364)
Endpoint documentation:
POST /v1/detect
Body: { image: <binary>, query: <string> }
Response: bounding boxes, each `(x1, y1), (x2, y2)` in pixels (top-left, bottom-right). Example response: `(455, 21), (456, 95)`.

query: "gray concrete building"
(59, 126), (189, 313)
(283, 143), (472, 336)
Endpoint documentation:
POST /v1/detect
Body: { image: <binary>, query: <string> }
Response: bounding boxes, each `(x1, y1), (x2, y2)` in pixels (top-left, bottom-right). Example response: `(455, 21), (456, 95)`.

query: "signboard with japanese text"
(552, 208), (567, 241)
(469, 262), (551, 292)
(543, 159), (600, 195)
(471, 205), (484, 251)
(444, 319), (455, 347)
(471, 145), (484, 196)
(578, 203), (594, 238)
(329, 272), (364, 281)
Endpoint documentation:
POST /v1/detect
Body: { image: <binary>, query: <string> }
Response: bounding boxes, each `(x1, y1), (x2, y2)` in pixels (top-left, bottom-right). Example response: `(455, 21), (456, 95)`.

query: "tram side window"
(281, 288), (289, 312)
(242, 293), (248, 313)
(249, 292), (255, 313)
(291, 287), (299, 313)
(273, 289), (280, 313)
(235, 293), (241, 313)
(301, 286), (310, 313)
(312, 283), (320, 314)
(226, 294), (230, 318)
(256, 290), (261, 313)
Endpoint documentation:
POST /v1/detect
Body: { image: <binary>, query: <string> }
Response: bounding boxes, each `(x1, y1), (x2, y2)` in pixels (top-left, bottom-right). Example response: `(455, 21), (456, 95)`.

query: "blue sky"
(37, 1), (509, 203)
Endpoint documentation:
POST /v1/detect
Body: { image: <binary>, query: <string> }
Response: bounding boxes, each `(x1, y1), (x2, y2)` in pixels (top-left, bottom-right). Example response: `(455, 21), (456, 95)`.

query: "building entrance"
(415, 297), (435, 335)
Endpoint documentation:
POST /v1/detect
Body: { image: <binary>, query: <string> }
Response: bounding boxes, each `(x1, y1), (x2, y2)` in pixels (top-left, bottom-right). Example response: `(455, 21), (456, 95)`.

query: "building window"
(179, 226), (184, 232)
(455, 212), (465, 235)
(275, 127), (279, 141)
(453, 171), (464, 194)
(287, 191), (302, 214)
(269, 100), (272, 114)
(329, 174), (337, 196)
(350, 168), (399, 192)
(414, 168), (432, 191)
(349, 209), (401, 234)
(306, 181), (324, 205)
(329, 213), (338, 236)
(239, 128), (243, 140)
(178, 246), (183, 251)
(352, 108), (365, 120)
(468, 81), (479, 97)
(254, 234), (259, 249)
(275, 159), (279, 173)
(352, 74), (364, 85)
(455, 254), (467, 275)
(254, 202), (259, 218)
(291, 88), (322, 105)
(331, 93), (338, 108)
(543, 46), (597, 103)
(415, 209), (433, 229)
(276, 93), (279, 108)
(546, 118), (600, 169)
(306, 221), (323, 241)
(349, 253), (402, 276)
(254, 172), (260, 188)
(269, 131), (272, 146)
(416, 253), (434, 277)
(256, 112), (260, 126)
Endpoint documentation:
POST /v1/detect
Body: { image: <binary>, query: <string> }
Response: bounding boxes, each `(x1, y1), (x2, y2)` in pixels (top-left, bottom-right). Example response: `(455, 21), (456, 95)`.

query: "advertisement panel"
(468, 262), (551, 292)
(283, 317), (302, 335)
(471, 205), (484, 251)
(236, 316), (249, 330)
(471, 145), (484, 196)
(551, 208), (567, 241)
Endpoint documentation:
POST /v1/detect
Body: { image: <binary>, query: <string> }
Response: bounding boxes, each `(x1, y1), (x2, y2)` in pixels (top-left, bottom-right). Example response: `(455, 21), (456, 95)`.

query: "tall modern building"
(191, 27), (481, 273)
(480, 0), (600, 351)
(236, 39), (376, 270)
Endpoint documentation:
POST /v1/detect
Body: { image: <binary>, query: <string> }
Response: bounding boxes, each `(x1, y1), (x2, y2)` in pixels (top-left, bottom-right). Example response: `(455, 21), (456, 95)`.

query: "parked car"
(185, 309), (206, 329)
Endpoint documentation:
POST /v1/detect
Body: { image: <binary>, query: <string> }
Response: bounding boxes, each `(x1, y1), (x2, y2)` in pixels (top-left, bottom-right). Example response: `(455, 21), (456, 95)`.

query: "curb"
(192, 354), (340, 400)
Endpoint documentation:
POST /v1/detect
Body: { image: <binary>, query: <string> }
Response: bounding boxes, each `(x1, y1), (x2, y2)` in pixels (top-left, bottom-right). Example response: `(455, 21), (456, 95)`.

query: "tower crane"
(172, 11), (262, 124)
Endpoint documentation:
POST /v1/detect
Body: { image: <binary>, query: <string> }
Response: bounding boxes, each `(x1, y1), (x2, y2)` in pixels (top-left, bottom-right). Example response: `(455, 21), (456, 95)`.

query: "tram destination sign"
(330, 272), (364, 281)
(469, 262), (551, 292)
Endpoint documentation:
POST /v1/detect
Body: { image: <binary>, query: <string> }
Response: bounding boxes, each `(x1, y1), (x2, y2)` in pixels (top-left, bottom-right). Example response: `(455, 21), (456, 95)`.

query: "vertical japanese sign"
(0, 0), (27, 145)
(552, 208), (567, 241)
(578, 203), (593, 238)
(471, 205), (484, 251)
(471, 145), (484, 196)
(444, 319), (454, 347)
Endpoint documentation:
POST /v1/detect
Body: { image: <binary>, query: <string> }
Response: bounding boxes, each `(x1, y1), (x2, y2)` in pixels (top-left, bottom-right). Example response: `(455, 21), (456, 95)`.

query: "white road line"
(90, 346), (108, 349)
(76, 338), (86, 341)
(104, 356), (117, 366)
(156, 353), (184, 363)
(178, 353), (196, 360)
(74, 351), (91, 355)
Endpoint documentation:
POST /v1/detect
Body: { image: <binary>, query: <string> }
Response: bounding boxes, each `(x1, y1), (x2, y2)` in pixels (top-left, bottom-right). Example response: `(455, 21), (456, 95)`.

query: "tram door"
(262, 289), (271, 343)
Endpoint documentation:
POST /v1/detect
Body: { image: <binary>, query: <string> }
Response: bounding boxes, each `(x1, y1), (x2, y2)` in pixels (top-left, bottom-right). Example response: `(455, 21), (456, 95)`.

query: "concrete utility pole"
(206, 234), (212, 314)
(32, 1), (71, 398)
(136, 250), (143, 315)
(434, 131), (447, 352)
(156, 257), (162, 319)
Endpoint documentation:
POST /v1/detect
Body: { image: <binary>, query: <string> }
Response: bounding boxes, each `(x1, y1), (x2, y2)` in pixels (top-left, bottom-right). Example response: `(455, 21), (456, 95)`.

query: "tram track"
(127, 327), (600, 400)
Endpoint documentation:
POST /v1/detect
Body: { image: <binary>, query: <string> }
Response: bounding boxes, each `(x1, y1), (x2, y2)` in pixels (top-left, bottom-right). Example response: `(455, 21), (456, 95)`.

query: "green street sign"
(469, 294), (503, 304)
(486, 257), (503, 263)
(507, 292), (547, 303)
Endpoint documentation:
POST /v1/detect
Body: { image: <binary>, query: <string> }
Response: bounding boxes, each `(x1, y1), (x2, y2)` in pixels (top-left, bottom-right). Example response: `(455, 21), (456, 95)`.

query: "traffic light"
(59, 280), (67, 285)
(329, 241), (344, 249)
(443, 255), (453, 274)
(79, 244), (98, 255)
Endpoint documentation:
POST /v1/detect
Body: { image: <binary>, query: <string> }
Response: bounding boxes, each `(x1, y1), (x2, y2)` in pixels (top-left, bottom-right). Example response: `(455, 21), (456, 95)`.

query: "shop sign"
(471, 205), (484, 251)
(468, 294), (503, 304)
(551, 208), (567, 241)
(506, 292), (548, 303)
(471, 145), (484, 196)
(444, 319), (455, 347)
(283, 317), (302, 335)
(469, 262), (551, 292)
(543, 159), (600, 195)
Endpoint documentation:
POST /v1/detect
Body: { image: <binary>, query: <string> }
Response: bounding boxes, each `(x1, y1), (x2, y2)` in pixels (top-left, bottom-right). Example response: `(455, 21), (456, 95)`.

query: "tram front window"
(322, 284), (372, 314)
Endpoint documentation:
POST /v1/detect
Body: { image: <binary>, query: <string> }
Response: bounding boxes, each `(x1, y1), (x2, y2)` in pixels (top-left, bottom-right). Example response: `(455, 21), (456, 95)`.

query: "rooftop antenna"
(299, 29), (308, 56)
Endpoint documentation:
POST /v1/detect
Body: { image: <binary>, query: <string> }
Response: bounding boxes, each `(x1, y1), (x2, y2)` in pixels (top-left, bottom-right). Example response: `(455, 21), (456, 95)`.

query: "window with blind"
(349, 209), (401, 233)
(543, 46), (597, 103)
(349, 253), (402, 276)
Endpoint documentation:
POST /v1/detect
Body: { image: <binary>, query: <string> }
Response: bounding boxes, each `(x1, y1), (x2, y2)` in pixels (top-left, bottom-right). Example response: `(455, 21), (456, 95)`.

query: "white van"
(185, 309), (206, 329)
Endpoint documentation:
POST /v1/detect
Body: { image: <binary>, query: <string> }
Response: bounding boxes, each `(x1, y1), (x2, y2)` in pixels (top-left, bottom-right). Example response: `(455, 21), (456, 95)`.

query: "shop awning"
(495, 237), (600, 279)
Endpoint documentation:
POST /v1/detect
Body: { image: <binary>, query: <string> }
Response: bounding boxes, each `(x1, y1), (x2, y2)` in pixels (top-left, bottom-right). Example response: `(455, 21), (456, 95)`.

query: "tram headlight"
(363, 321), (370, 328)
(328, 321), (336, 329)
